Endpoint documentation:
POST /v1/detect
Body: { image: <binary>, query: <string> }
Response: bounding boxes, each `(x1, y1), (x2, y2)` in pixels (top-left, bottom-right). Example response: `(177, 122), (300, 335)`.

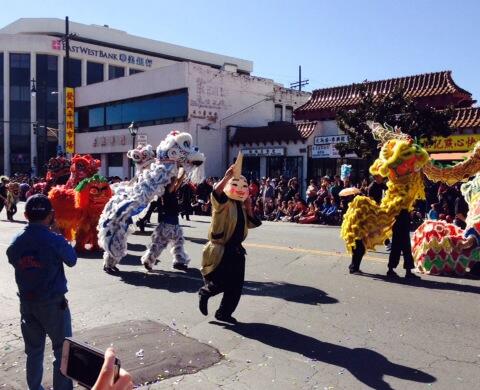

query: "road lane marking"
(244, 242), (388, 263)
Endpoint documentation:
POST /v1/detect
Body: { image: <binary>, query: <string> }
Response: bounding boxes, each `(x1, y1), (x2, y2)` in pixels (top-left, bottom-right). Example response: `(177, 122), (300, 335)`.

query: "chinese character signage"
(311, 144), (331, 158)
(422, 134), (480, 152)
(311, 144), (357, 159)
(65, 87), (75, 153)
(314, 135), (349, 145)
(93, 135), (126, 148)
(241, 148), (285, 157)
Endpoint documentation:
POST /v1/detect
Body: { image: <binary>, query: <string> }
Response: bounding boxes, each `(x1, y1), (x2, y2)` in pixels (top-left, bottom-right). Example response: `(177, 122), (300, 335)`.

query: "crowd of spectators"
(3, 169), (471, 232)
(183, 173), (470, 231)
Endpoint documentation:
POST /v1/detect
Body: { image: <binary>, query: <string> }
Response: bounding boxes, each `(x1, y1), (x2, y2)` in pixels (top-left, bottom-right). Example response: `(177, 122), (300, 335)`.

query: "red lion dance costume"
(26, 155), (72, 198)
(49, 155), (110, 251)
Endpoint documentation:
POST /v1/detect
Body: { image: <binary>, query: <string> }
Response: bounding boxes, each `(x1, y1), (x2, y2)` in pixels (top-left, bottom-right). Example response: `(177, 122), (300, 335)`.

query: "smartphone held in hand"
(61, 338), (120, 389)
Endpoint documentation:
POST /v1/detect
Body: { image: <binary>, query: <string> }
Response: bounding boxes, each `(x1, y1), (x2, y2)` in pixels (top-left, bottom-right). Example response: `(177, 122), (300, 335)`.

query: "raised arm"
(214, 165), (235, 197)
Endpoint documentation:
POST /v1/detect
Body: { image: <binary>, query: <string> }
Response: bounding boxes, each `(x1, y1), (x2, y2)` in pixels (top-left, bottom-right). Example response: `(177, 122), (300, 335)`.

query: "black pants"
(388, 209), (414, 270)
(7, 204), (17, 220)
(140, 200), (158, 223)
(199, 245), (246, 317)
(349, 240), (365, 271)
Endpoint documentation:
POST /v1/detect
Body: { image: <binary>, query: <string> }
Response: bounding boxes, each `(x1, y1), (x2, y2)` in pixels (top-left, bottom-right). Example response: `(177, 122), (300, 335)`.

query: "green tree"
(335, 85), (454, 163)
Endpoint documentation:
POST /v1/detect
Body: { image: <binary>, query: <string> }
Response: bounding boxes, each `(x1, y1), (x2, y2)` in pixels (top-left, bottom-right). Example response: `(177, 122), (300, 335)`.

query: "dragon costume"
(341, 122), (429, 254)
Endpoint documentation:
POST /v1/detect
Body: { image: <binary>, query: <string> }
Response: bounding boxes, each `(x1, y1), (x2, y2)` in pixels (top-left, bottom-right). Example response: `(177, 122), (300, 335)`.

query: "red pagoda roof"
(451, 107), (480, 129)
(295, 71), (474, 121)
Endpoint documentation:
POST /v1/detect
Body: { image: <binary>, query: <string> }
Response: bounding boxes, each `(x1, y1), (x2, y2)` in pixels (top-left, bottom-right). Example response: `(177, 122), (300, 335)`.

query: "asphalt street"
(1, 204), (480, 389)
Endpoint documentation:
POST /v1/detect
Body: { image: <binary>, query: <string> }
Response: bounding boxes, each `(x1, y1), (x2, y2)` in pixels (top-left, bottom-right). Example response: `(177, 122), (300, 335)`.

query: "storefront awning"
(430, 152), (472, 161)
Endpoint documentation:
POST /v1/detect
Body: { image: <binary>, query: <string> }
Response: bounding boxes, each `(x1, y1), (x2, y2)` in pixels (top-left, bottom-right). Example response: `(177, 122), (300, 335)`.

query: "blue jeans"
(20, 295), (73, 390)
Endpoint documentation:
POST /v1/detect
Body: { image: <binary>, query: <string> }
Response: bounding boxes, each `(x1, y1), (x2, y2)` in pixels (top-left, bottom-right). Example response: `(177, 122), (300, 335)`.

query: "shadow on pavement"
(127, 242), (147, 251)
(357, 272), (480, 295)
(184, 236), (209, 245)
(2, 219), (27, 224)
(119, 253), (142, 265)
(212, 321), (436, 390)
(116, 268), (337, 305)
(78, 250), (103, 259)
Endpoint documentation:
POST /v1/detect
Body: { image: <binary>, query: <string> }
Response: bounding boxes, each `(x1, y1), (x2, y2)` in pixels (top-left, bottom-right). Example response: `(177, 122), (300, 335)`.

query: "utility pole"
(290, 65), (309, 92)
(64, 16), (70, 89)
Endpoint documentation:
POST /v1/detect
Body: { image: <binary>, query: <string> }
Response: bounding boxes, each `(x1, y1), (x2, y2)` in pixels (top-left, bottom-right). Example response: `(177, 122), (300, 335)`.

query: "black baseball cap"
(25, 194), (53, 221)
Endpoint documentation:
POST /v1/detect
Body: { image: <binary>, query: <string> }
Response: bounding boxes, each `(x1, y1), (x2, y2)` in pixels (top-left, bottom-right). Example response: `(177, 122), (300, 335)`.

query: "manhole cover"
(1, 320), (222, 388)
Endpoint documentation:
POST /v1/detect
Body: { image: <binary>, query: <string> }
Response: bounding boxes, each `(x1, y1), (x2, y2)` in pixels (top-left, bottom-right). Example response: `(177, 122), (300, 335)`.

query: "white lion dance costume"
(98, 131), (205, 273)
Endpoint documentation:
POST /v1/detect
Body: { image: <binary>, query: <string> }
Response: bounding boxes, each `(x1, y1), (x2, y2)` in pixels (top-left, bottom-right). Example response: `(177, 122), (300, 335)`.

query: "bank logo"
(52, 40), (62, 50)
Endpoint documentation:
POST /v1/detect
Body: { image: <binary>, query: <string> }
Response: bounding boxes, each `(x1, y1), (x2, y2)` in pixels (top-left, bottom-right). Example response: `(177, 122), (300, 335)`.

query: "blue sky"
(2, 0), (479, 102)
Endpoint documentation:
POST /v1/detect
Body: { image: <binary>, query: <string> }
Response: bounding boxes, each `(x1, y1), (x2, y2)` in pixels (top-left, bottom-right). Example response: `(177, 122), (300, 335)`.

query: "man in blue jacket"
(7, 194), (77, 390)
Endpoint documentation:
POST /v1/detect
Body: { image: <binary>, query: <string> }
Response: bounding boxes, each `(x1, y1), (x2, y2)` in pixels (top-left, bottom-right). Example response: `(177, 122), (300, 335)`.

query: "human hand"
(92, 348), (133, 390)
(224, 165), (235, 180)
(456, 236), (475, 250)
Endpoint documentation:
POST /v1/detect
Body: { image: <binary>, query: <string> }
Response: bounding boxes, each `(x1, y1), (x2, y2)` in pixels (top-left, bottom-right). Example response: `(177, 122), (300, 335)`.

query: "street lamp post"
(128, 121), (139, 178)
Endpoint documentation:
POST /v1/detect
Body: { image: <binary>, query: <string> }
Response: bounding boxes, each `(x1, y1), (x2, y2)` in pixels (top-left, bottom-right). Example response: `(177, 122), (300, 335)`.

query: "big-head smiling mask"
(224, 152), (249, 202)
(225, 175), (249, 202)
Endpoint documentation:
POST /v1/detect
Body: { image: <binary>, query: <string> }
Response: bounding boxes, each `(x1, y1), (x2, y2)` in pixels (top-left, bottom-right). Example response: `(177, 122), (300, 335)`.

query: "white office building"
(0, 17), (253, 176)
(74, 61), (309, 178)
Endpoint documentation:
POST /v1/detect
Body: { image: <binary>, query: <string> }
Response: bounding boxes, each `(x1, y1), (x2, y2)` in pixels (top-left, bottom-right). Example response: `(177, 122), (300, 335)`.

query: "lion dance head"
(46, 156), (71, 185)
(368, 122), (429, 180)
(127, 144), (156, 171)
(75, 174), (113, 212)
(66, 154), (101, 188)
(156, 131), (205, 184)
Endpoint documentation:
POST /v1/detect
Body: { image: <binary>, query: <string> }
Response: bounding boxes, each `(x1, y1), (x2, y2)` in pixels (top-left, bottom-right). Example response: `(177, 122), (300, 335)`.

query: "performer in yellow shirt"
(198, 153), (261, 324)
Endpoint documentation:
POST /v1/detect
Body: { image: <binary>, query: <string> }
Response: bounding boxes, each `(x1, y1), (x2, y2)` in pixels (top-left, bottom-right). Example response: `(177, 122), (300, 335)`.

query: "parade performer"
(98, 131), (205, 273)
(26, 155), (71, 198)
(49, 174), (112, 251)
(47, 154), (101, 239)
(412, 142), (480, 275)
(341, 122), (429, 277)
(6, 182), (20, 221)
(198, 153), (261, 324)
(141, 169), (191, 271)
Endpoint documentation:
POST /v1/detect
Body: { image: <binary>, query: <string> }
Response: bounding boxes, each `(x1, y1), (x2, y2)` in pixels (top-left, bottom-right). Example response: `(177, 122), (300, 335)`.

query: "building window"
(89, 106), (105, 128)
(129, 68), (143, 75)
(108, 65), (125, 80)
(9, 53), (31, 174)
(274, 104), (283, 121)
(107, 153), (124, 178)
(36, 54), (59, 170)
(285, 106), (293, 123)
(76, 89), (189, 132)
(87, 61), (104, 85)
(64, 58), (82, 87)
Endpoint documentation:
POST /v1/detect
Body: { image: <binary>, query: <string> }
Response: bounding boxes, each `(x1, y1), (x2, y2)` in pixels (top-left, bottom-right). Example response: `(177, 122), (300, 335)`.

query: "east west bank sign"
(52, 40), (153, 68)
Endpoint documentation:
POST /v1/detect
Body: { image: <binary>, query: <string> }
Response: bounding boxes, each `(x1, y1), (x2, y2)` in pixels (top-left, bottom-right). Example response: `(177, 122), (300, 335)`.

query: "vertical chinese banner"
(65, 87), (75, 153)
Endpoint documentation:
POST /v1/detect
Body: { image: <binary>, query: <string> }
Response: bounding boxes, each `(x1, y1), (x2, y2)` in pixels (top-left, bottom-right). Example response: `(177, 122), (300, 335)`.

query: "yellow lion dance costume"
(341, 122), (430, 254)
